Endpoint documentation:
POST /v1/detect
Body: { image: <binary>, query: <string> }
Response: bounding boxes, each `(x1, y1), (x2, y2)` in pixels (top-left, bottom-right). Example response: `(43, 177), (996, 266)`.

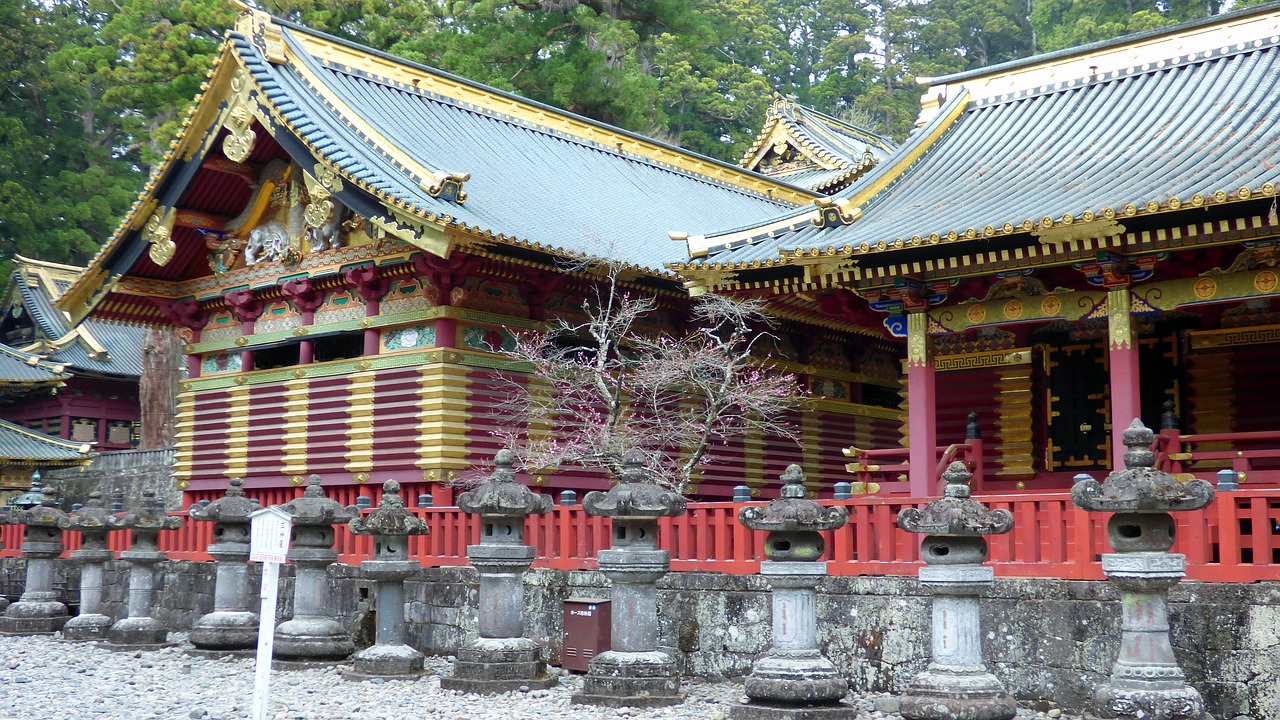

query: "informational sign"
(250, 506), (292, 564)
(249, 506), (293, 720)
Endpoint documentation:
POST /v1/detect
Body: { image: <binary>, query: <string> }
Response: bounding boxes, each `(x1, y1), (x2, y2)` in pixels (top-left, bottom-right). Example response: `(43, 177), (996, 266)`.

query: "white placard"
(250, 506), (292, 564)
(248, 506), (292, 720)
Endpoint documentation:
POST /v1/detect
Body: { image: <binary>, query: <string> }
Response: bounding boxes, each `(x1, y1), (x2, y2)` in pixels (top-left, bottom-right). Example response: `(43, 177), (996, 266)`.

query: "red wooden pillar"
(186, 330), (202, 379)
(906, 312), (937, 497)
(281, 277), (323, 364)
(342, 266), (388, 357)
(1108, 287), (1142, 470)
(224, 289), (263, 372)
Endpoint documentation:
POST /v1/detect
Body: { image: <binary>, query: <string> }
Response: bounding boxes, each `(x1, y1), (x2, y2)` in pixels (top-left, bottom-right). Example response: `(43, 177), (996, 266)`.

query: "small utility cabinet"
(561, 598), (611, 672)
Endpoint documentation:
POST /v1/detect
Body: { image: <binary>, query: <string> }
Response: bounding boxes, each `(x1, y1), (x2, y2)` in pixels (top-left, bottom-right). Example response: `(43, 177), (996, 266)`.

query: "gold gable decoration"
(143, 206), (178, 267)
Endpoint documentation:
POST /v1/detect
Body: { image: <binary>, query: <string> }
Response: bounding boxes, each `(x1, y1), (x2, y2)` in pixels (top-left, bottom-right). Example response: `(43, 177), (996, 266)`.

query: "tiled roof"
(0, 345), (68, 386)
(741, 96), (895, 194)
(5, 261), (146, 379)
(688, 29), (1280, 271)
(229, 25), (805, 273)
(0, 419), (91, 462)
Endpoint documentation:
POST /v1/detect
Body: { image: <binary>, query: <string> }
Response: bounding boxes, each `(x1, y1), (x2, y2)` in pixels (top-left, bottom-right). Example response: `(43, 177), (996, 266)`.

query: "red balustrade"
(2, 489), (1278, 582)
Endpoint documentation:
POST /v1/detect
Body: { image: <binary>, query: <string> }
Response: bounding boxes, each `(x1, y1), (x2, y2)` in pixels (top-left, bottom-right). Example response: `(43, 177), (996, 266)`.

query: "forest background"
(0, 0), (1259, 272)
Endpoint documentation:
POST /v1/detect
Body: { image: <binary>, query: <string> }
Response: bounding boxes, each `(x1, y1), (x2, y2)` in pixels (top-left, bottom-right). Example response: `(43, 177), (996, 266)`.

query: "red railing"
(3, 489), (1277, 582)
(1156, 428), (1280, 484)
(842, 437), (985, 493)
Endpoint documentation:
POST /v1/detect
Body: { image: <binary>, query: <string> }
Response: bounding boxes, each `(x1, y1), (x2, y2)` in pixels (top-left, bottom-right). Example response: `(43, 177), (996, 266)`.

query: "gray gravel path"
(0, 634), (1080, 720)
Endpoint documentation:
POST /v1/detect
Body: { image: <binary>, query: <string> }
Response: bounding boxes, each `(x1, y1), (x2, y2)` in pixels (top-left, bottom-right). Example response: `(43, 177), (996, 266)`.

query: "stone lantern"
(188, 478), (259, 651)
(736, 464), (850, 720)
(0, 484), (70, 634)
(61, 491), (117, 640)
(107, 489), (184, 646)
(274, 474), (358, 664)
(572, 450), (687, 708)
(442, 449), (555, 693)
(896, 461), (1016, 720)
(1072, 420), (1214, 720)
(346, 479), (429, 678)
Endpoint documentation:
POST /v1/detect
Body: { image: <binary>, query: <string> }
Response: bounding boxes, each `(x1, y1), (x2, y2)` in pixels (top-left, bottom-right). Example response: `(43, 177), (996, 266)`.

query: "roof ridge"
(972, 33), (1280, 110)
(921, 0), (1280, 86)
(271, 15), (814, 204)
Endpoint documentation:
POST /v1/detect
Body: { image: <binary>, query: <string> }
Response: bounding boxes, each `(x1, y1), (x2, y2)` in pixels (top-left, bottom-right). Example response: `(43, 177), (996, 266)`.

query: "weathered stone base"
(272, 659), (353, 671)
(351, 643), (425, 677)
(61, 613), (114, 641)
(1090, 682), (1211, 720)
(744, 651), (847, 705)
(900, 670), (1016, 720)
(341, 667), (427, 682)
(106, 617), (169, 646)
(273, 617), (354, 661)
(0, 613), (68, 635)
(442, 637), (554, 692)
(572, 650), (682, 708)
(730, 701), (858, 720)
(185, 647), (257, 659)
(189, 611), (258, 650)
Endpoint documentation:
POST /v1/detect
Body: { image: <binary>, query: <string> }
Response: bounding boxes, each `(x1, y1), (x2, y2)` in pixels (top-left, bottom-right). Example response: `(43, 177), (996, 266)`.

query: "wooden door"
(1045, 342), (1111, 470)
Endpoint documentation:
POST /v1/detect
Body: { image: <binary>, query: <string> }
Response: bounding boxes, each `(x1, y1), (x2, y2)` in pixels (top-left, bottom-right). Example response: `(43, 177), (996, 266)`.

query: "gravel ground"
(0, 634), (1082, 720)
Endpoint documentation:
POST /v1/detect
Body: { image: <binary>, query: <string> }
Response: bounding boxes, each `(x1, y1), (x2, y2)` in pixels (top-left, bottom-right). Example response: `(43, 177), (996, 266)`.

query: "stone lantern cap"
(109, 489), (182, 532)
(898, 462), (1013, 536)
(583, 450), (687, 520)
(281, 474), (359, 526)
(1072, 419), (1214, 513)
(350, 480), (429, 536)
(188, 477), (257, 525)
(3, 485), (69, 528)
(739, 465), (847, 532)
(457, 450), (552, 519)
(61, 491), (115, 533)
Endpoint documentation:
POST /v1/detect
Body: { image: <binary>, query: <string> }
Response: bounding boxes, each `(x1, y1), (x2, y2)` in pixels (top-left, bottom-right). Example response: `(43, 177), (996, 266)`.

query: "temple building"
(739, 93), (895, 195)
(52, 3), (1280, 506)
(675, 4), (1280, 495)
(0, 258), (145, 499)
(54, 9), (901, 507)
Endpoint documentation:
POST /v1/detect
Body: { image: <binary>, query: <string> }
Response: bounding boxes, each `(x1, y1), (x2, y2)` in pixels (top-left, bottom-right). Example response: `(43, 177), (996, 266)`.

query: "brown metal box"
(561, 597), (611, 672)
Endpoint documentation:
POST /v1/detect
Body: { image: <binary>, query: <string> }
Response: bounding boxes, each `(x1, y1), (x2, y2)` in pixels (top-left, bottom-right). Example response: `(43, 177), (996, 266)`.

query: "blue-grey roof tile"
(0, 419), (90, 461)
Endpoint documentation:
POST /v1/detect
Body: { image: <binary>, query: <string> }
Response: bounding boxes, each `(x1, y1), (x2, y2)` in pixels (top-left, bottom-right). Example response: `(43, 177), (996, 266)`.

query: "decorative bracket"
(143, 206), (178, 267)
(811, 197), (862, 229)
(342, 265), (389, 303)
(280, 277), (324, 313)
(223, 288), (263, 323)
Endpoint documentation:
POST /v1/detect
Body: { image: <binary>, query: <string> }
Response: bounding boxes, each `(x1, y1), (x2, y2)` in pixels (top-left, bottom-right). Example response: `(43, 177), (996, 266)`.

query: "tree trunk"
(139, 326), (182, 449)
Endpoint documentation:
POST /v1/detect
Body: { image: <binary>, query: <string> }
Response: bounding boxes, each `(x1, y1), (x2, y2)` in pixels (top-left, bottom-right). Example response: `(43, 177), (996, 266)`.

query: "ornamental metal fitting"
(457, 449), (552, 519)
(349, 480), (429, 537)
(109, 489), (183, 532)
(188, 478), (256, 526)
(739, 465), (847, 532)
(60, 491), (115, 534)
(280, 474), (359, 526)
(3, 485), (69, 529)
(1072, 419), (1214, 514)
(898, 462), (1013, 536)
(582, 450), (687, 520)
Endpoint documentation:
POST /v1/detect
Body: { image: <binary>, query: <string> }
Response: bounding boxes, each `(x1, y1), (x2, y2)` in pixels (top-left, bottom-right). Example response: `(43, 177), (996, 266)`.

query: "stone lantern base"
(107, 617), (170, 647)
(341, 644), (427, 680)
(62, 612), (114, 641)
(733, 650), (853, 720)
(0, 604), (68, 635)
(441, 637), (558, 694)
(189, 610), (259, 651)
(899, 670), (1017, 720)
(571, 651), (682, 708)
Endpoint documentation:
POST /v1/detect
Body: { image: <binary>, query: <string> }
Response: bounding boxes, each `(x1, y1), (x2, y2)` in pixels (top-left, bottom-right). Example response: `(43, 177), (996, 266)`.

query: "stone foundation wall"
(46, 448), (179, 511)
(3, 558), (1274, 719)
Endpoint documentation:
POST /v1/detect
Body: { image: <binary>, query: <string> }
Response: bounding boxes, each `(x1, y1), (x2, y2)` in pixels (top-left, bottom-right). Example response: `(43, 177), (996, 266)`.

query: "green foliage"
(0, 0), (1238, 268)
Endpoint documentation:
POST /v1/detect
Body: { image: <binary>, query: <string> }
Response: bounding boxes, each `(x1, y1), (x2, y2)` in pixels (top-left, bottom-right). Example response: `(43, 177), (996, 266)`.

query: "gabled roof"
(741, 94), (895, 194)
(677, 3), (1280, 288)
(59, 10), (817, 322)
(0, 344), (69, 389)
(0, 418), (91, 463)
(3, 258), (146, 378)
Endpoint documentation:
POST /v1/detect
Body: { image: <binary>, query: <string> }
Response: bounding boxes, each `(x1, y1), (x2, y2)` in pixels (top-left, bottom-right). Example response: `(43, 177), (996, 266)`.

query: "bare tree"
(495, 258), (802, 493)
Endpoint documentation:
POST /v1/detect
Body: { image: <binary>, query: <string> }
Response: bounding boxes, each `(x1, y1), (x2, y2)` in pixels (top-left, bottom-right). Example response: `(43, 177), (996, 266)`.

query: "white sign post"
(249, 506), (293, 720)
